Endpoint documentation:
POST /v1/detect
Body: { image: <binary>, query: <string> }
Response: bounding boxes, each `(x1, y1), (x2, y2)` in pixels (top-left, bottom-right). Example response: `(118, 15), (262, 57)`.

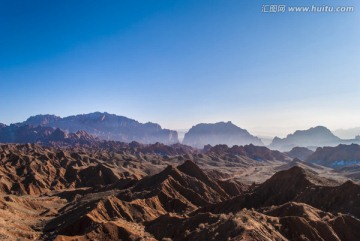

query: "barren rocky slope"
(0, 143), (359, 240)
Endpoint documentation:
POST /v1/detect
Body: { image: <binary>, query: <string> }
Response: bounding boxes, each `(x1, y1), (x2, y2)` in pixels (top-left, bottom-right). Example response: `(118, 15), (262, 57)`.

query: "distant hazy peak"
(188, 121), (248, 133)
(183, 121), (263, 148)
(270, 126), (343, 151)
(289, 126), (337, 137)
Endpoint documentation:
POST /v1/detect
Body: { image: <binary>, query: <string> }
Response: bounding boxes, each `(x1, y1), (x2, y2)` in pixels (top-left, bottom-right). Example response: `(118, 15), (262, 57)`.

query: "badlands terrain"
(0, 137), (360, 240)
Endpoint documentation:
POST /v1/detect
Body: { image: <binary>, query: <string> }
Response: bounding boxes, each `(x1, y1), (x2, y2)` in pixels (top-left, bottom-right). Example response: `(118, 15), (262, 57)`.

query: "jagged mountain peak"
(177, 160), (213, 183)
(177, 160), (202, 173)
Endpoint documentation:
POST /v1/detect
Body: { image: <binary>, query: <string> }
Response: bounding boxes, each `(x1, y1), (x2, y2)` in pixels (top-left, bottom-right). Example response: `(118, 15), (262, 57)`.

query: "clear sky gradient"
(1, 0), (359, 137)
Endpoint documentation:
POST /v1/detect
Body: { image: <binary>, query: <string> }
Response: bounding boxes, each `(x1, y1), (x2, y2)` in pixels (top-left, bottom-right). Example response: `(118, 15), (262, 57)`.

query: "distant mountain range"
(2, 113), (360, 150)
(269, 126), (360, 151)
(15, 112), (179, 145)
(0, 116), (266, 148)
(183, 121), (263, 148)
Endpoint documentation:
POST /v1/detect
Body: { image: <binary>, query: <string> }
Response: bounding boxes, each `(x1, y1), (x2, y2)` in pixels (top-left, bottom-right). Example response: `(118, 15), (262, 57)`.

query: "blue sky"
(1, 0), (359, 137)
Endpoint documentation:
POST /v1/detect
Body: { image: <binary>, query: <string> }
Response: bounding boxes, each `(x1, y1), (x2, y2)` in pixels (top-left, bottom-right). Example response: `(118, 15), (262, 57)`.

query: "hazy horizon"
(1, 0), (359, 138)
